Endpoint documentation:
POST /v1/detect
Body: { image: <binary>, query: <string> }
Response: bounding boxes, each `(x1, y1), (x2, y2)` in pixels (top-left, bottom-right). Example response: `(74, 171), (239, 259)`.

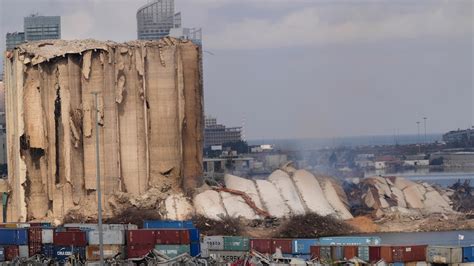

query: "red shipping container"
(369, 246), (381, 262)
(344, 246), (358, 259)
(271, 239), (292, 254)
(250, 239), (272, 254)
(127, 230), (156, 245)
(28, 228), (42, 243)
(310, 246), (321, 259)
(155, 229), (190, 244)
(393, 245), (427, 262)
(5, 245), (19, 261)
(127, 244), (154, 258)
(380, 246), (394, 263)
(53, 231), (87, 246)
(29, 242), (42, 256)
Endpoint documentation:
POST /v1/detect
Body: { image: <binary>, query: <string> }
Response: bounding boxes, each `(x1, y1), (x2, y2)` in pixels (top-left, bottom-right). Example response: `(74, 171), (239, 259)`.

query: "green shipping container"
(223, 236), (250, 251)
(154, 245), (190, 258)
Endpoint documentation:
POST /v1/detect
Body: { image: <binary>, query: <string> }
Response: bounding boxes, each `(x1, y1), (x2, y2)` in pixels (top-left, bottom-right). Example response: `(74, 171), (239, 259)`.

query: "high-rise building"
(5, 32), (25, 50)
(169, 27), (202, 46)
(5, 14), (61, 51)
(24, 15), (61, 41)
(136, 0), (182, 40)
(204, 116), (242, 147)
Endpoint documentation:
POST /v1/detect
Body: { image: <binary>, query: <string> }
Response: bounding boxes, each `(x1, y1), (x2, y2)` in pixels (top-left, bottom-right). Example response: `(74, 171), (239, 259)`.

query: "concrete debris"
(163, 193), (194, 220)
(4, 38), (203, 222)
(268, 170), (306, 215)
(291, 170), (336, 216)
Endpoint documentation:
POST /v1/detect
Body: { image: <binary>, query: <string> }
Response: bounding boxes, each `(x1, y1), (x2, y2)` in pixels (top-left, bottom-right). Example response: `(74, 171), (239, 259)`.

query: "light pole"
(423, 117), (427, 144)
(92, 92), (104, 265)
(416, 121), (421, 153)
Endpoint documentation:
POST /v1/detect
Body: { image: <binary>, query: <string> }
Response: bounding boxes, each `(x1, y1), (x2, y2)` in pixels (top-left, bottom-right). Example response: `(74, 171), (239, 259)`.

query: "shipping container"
(143, 220), (194, 229)
(155, 244), (190, 258)
(155, 229), (190, 244)
(358, 246), (369, 262)
(29, 222), (52, 228)
(41, 229), (54, 244)
(331, 246), (344, 261)
(41, 244), (54, 258)
(86, 245), (123, 261)
(427, 246), (462, 264)
(190, 242), (200, 257)
(200, 241), (210, 258)
(463, 246), (474, 262)
(406, 262), (427, 266)
(202, 236), (224, 251)
(53, 246), (86, 262)
(126, 244), (154, 259)
(28, 242), (42, 256)
(250, 239), (272, 254)
(53, 231), (87, 246)
(370, 246), (382, 262)
(393, 262), (404, 266)
(272, 239), (292, 254)
(2, 223), (30, 228)
(28, 227), (42, 243)
(208, 250), (246, 263)
(344, 246), (358, 259)
(88, 230), (125, 245)
(0, 247), (4, 262)
(310, 246), (320, 259)
(19, 245), (28, 258)
(396, 245), (427, 262)
(189, 228), (200, 242)
(292, 239), (318, 254)
(381, 246), (393, 263)
(319, 236), (381, 246)
(64, 223), (137, 231)
(224, 236), (250, 251)
(320, 246), (332, 261)
(4, 245), (19, 261)
(127, 230), (156, 245)
(0, 229), (28, 245)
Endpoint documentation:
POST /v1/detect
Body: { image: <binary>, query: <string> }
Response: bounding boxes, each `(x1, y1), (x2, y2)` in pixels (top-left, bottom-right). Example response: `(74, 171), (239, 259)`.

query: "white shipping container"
(202, 236), (224, 251)
(88, 230), (125, 245)
(64, 223), (137, 231)
(41, 229), (54, 244)
(19, 246), (29, 258)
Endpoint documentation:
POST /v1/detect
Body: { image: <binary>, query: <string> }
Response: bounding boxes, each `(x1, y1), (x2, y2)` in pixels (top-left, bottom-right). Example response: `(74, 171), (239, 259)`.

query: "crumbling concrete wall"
(4, 38), (203, 222)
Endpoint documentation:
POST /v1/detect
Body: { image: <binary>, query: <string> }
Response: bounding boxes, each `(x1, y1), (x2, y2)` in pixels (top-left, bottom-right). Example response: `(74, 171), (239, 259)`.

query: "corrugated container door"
(190, 242), (201, 257)
(223, 236), (249, 251)
(155, 229), (190, 244)
(126, 244), (154, 259)
(310, 246), (320, 259)
(343, 246), (358, 259)
(358, 246), (369, 261)
(450, 247), (462, 263)
(292, 239), (318, 254)
(41, 244), (54, 258)
(370, 246), (382, 262)
(463, 246), (474, 262)
(393, 246), (404, 262)
(41, 229), (54, 244)
(143, 220), (194, 229)
(250, 239), (272, 254)
(320, 246), (332, 260)
(380, 246), (393, 263)
(4, 246), (19, 261)
(331, 246), (344, 261)
(86, 245), (123, 261)
(271, 239), (292, 254)
(0, 247), (5, 262)
(403, 245), (427, 262)
(19, 246), (28, 258)
(189, 228), (200, 242)
(127, 230), (155, 245)
(202, 236), (224, 250)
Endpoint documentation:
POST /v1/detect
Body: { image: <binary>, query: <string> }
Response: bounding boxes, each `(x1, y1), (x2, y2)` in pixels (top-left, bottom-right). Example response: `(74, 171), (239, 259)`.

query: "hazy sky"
(1, 0), (473, 139)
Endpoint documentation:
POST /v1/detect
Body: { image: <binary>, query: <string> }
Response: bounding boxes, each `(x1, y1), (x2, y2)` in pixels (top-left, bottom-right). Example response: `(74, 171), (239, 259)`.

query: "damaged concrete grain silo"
(3, 38), (203, 222)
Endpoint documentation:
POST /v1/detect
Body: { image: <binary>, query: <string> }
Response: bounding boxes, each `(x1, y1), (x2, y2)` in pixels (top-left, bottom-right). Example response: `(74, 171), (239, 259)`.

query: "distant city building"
(5, 32), (25, 50)
(443, 128), (474, 146)
(5, 14), (61, 51)
(169, 27), (202, 45)
(24, 15), (61, 41)
(136, 0), (182, 40)
(204, 116), (242, 147)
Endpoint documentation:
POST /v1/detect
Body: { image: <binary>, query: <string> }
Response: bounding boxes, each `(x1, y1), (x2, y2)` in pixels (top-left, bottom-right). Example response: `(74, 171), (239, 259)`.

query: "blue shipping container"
(143, 220), (194, 229)
(464, 246), (474, 262)
(358, 246), (369, 262)
(189, 228), (200, 242)
(319, 236), (381, 246)
(53, 246), (86, 262)
(292, 239), (318, 254)
(0, 229), (28, 245)
(41, 244), (54, 258)
(190, 242), (200, 257)
(393, 263), (404, 266)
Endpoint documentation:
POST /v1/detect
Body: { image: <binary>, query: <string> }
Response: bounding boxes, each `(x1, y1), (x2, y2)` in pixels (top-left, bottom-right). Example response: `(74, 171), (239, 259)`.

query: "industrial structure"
(3, 38), (203, 222)
(443, 127), (474, 146)
(5, 14), (61, 50)
(204, 116), (242, 147)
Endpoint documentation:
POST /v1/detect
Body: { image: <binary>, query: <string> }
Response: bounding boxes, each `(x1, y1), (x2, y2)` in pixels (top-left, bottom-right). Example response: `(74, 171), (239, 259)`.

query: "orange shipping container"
(381, 246), (394, 263)
(86, 245), (123, 261)
(344, 246), (358, 259)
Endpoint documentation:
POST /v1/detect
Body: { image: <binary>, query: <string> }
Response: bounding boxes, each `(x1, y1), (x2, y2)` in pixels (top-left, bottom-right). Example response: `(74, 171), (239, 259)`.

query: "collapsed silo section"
(3, 38), (203, 222)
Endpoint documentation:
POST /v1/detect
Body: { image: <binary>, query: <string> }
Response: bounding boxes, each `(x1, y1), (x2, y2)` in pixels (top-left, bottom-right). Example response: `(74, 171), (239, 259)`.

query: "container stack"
(142, 220), (199, 258)
(0, 228), (28, 261)
(202, 236), (250, 263)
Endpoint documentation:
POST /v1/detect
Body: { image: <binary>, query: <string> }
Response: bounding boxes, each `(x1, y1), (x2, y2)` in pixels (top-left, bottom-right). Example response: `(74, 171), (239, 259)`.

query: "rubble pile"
(4, 38), (203, 222)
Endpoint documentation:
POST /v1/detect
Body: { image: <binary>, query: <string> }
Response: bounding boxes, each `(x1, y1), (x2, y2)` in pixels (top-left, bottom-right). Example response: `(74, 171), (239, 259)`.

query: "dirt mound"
(346, 216), (379, 233)
(193, 215), (243, 236)
(104, 207), (161, 228)
(450, 180), (474, 212)
(276, 213), (356, 238)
